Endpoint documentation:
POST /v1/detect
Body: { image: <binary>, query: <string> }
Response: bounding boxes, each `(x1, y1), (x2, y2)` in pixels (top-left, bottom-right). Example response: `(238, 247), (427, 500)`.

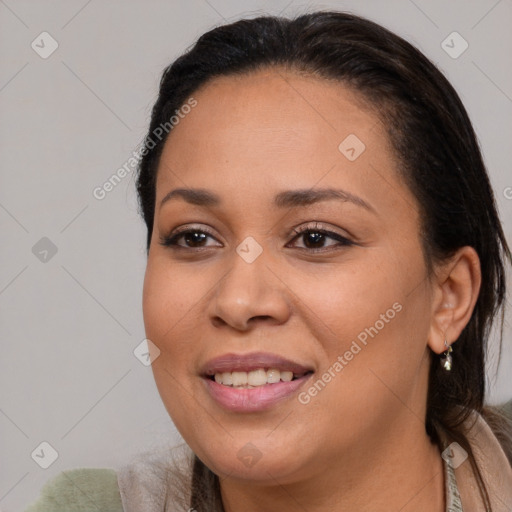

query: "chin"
(194, 438), (307, 484)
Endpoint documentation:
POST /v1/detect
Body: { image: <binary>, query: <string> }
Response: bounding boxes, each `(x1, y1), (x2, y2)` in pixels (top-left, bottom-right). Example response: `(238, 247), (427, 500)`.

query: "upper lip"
(201, 352), (314, 376)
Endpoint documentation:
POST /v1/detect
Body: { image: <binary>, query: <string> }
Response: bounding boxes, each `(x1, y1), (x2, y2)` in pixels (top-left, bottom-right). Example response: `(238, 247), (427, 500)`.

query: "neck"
(219, 419), (445, 512)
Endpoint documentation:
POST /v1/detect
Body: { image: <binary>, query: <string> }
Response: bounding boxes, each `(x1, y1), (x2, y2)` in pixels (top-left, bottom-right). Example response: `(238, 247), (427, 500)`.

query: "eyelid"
(159, 223), (223, 248)
(290, 221), (351, 239)
(159, 221), (355, 251)
(171, 223), (218, 238)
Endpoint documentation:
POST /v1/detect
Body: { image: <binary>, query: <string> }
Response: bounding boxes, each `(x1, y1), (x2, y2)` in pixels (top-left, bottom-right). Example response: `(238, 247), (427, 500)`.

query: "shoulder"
(24, 444), (194, 512)
(116, 442), (195, 512)
(456, 408), (512, 510)
(24, 467), (122, 512)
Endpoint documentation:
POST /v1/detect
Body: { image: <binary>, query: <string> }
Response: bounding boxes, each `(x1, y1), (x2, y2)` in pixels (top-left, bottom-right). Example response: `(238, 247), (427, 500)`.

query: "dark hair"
(136, 10), (511, 510)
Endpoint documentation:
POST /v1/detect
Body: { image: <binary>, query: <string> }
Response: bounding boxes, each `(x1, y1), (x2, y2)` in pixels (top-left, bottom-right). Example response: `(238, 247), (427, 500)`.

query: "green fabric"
(24, 468), (123, 512)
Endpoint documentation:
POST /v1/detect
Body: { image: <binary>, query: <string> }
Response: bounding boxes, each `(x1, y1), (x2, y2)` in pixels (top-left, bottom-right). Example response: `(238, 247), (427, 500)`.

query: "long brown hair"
(136, 11), (512, 510)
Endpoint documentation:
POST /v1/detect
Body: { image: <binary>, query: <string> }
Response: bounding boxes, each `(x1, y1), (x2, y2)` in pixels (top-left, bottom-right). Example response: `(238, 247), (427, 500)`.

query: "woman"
(26, 10), (512, 512)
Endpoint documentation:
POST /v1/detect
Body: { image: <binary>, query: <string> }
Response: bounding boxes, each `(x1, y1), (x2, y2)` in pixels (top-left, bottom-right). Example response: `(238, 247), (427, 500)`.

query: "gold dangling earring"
(440, 339), (453, 371)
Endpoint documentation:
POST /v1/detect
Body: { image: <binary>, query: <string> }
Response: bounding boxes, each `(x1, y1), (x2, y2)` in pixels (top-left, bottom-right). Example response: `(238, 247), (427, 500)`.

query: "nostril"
(211, 316), (228, 328)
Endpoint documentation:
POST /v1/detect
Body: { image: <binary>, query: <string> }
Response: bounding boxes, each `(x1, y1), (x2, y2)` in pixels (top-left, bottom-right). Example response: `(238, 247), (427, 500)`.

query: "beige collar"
(449, 411), (512, 511)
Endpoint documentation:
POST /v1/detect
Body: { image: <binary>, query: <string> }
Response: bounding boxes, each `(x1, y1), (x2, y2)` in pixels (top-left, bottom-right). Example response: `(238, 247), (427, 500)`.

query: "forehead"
(162, 68), (381, 153)
(155, 67), (406, 211)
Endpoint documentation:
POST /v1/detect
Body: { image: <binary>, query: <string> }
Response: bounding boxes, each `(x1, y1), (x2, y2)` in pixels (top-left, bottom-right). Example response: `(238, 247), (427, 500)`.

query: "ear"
(427, 246), (481, 354)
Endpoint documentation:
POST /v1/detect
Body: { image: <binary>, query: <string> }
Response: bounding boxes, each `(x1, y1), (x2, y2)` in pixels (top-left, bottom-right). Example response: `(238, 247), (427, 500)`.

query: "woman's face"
(143, 68), (436, 484)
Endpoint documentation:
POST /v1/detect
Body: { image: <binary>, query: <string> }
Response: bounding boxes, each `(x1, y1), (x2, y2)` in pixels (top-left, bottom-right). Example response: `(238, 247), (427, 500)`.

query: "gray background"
(1, 1), (511, 510)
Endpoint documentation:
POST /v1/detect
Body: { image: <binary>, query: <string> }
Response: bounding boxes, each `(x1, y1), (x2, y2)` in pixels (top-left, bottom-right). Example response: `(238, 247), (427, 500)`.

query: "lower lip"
(203, 374), (313, 412)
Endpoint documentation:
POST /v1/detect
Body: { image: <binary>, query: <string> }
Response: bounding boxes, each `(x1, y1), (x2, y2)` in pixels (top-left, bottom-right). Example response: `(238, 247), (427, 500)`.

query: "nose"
(209, 252), (291, 331)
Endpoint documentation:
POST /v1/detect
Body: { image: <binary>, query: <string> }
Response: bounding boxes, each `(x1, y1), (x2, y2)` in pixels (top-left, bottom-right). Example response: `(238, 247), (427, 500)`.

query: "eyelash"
(289, 223), (354, 251)
(159, 222), (354, 253)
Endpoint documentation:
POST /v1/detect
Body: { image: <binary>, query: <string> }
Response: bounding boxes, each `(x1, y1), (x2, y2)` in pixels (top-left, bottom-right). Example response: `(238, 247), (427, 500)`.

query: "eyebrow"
(160, 187), (375, 213)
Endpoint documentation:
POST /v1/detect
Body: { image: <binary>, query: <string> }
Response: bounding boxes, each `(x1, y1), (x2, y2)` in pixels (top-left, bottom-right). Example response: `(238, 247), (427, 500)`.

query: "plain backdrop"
(1, 1), (511, 510)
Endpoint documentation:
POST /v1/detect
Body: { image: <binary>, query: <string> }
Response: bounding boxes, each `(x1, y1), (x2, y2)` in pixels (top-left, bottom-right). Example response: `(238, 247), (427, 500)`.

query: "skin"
(142, 67), (481, 511)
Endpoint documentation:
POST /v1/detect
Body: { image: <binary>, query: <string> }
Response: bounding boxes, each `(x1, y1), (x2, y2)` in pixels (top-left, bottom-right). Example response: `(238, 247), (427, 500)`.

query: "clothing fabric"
(24, 411), (512, 511)
(444, 455), (463, 511)
(23, 467), (122, 512)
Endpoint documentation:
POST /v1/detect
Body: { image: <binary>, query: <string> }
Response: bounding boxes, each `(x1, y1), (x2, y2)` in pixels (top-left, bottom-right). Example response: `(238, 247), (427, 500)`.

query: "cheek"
(286, 257), (402, 349)
(288, 252), (431, 411)
(142, 262), (202, 430)
(142, 261), (200, 399)
(142, 258), (204, 344)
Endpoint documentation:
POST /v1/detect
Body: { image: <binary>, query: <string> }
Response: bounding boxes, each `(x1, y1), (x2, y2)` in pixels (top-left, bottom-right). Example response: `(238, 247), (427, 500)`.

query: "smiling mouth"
(207, 368), (314, 388)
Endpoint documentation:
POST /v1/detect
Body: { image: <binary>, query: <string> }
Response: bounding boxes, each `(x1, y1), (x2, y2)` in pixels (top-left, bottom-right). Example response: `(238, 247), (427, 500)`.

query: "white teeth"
(221, 372), (233, 385)
(248, 369), (267, 386)
(231, 371), (248, 387)
(212, 367), (302, 387)
(266, 368), (281, 384)
(280, 371), (293, 382)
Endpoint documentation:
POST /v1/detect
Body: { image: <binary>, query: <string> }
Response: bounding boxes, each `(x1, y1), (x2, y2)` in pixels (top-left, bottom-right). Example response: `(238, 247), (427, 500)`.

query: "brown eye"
(302, 231), (327, 248)
(288, 226), (354, 251)
(182, 231), (208, 247)
(159, 228), (221, 249)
